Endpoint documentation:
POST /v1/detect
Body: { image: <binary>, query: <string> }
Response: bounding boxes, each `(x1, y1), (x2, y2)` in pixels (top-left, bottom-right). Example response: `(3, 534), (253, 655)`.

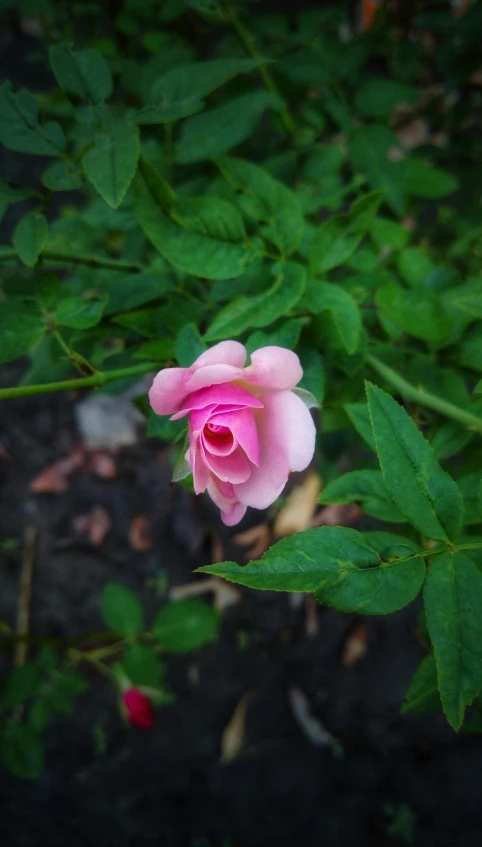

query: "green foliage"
(152, 598), (220, 652)
(101, 584), (144, 635)
(1, 0), (482, 739)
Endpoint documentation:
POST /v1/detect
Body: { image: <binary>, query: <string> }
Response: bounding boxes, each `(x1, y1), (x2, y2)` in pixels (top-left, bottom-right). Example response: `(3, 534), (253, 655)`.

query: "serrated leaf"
(0, 82), (65, 156)
(0, 725), (44, 780)
(310, 191), (383, 274)
(0, 301), (45, 364)
(344, 402), (376, 451)
(366, 382), (463, 542)
(13, 211), (48, 268)
(175, 91), (284, 164)
(376, 281), (454, 342)
(218, 157), (304, 257)
(121, 644), (164, 687)
(133, 167), (254, 279)
(49, 43), (113, 103)
(402, 654), (441, 715)
(402, 158), (459, 199)
(137, 57), (262, 124)
(305, 281), (361, 354)
(175, 323), (207, 367)
(152, 598), (220, 653)
(83, 123), (140, 209)
(55, 293), (108, 329)
(348, 125), (405, 215)
(320, 469), (406, 522)
(172, 196), (245, 242)
(424, 552), (482, 730)
(205, 261), (306, 340)
(101, 583), (143, 636)
(198, 526), (424, 614)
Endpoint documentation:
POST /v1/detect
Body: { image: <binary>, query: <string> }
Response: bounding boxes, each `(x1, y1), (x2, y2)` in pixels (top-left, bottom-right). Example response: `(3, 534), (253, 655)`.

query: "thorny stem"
(367, 354), (482, 435)
(0, 361), (158, 400)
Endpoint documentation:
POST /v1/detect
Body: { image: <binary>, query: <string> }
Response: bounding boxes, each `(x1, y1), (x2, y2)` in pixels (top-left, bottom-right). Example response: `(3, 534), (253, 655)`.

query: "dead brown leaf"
(305, 594), (319, 638)
(30, 447), (84, 493)
(73, 506), (111, 547)
(210, 531), (225, 564)
(86, 451), (117, 479)
(232, 523), (271, 560)
(311, 503), (362, 528)
(169, 577), (241, 612)
(288, 687), (341, 754)
(396, 118), (429, 151)
(341, 622), (371, 667)
(129, 516), (153, 551)
(274, 473), (321, 538)
(220, 691), (253, 763)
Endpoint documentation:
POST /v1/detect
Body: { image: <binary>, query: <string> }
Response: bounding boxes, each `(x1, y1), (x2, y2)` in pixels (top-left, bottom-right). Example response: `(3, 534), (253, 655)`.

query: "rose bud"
(149, 341), (316, 526)
(122, 688), (155, 729)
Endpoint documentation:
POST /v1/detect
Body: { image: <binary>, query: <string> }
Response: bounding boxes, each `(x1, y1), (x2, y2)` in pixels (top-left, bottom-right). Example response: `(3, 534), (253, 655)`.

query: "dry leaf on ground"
(311, 503), (362, 528)
(220, 691), (253, 763)
(169, 577), (241, 612)
(129, 515), (153, 551)
(274, 473), (321, 538)
(341, 622), (371, 667)
(289, 687), (342, 755)
(73, 506), (111, 547)
(30, 447), (84, 493)
(232, 523), (271, 560)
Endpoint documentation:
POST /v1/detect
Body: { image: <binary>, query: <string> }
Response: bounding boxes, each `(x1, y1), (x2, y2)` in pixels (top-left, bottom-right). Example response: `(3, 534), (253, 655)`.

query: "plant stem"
(0, 361), (157, 400)
(225, 4), (297, 138)
(367, 354), (482, 435)
(0, 247), (145, 273)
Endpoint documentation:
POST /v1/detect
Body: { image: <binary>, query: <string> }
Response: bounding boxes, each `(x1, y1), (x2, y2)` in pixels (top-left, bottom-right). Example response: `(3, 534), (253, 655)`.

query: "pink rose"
(149, 341), (316, 526)
(123, 688), (155, 729)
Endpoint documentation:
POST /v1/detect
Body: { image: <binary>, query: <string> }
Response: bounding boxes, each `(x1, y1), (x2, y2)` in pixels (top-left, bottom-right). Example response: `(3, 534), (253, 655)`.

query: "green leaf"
(205, 261), (306, 341)
(245, 318), (306, 357)
(0, 81), (65, 156)
(344, 402), (376, 451)
(172, 196), (245, 242)
(305, 281), (361, 354)
(121, 644), (164, 687)
(152, 598), (220, 652)
(55, 293), (108, 329)
(175, 323), (207, 367)
(397, 248), (434, 287)
(375, 281), (454, 342)
(0, 725), (44, 780)
(12, 211), (48, 268)
(102, 271), (172, 316)
(320, 469), (406, 522)
(174, 91), (284, 164)
(133, 167), (254, 279)
(298, 347), (325, 404)
(457, 473), (482, 526)
(371, 216), (410, 250)
(218, 157), (304, 257)
(101, 583), (144, 636)
(348, 125), (405, 215)
(198, 526), (423, 615)
(442, 278), (482, 320)
(42, 160), (83, 191)
(49, 43), (113, 103)
(316, 531), (424, 615)
(402, 158), (459, 199)
(0, 179), (33, 224)
(424, 552), (482, 730)
(310, 191), (383, 274)
(137, 57), (262, 124)
(366, 382), (463, 542)
(82, 123), (140, 209)
(0, 301), (45, 364)
(355, 78), (420, 118)
(0, 662), (44, 711)
(402, 654), (441, 715)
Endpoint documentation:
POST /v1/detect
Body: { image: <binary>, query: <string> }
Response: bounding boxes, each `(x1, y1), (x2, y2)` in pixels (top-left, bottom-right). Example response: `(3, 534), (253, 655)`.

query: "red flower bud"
(123, 688), (155, 729)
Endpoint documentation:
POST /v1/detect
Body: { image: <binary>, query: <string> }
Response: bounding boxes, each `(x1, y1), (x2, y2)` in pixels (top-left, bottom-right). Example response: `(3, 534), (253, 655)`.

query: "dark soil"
(1, 365), (482, 847)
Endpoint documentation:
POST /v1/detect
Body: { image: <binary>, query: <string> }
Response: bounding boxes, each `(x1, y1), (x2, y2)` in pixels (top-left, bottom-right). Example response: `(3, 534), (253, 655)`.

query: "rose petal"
(207, 408), (260, 466)
(193, 340), (246, 370)
(243, 346), (303, 391)
(186, 363), (243, 391)
(171, 384), (263, 420)
(149, 367), (191, 416)
(234, 390), (315, 509)
(202, 426), (237, 457)
(190, 444), (209, 494)
(200, 441), (252, 484)
(207, 478), (247, 526)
